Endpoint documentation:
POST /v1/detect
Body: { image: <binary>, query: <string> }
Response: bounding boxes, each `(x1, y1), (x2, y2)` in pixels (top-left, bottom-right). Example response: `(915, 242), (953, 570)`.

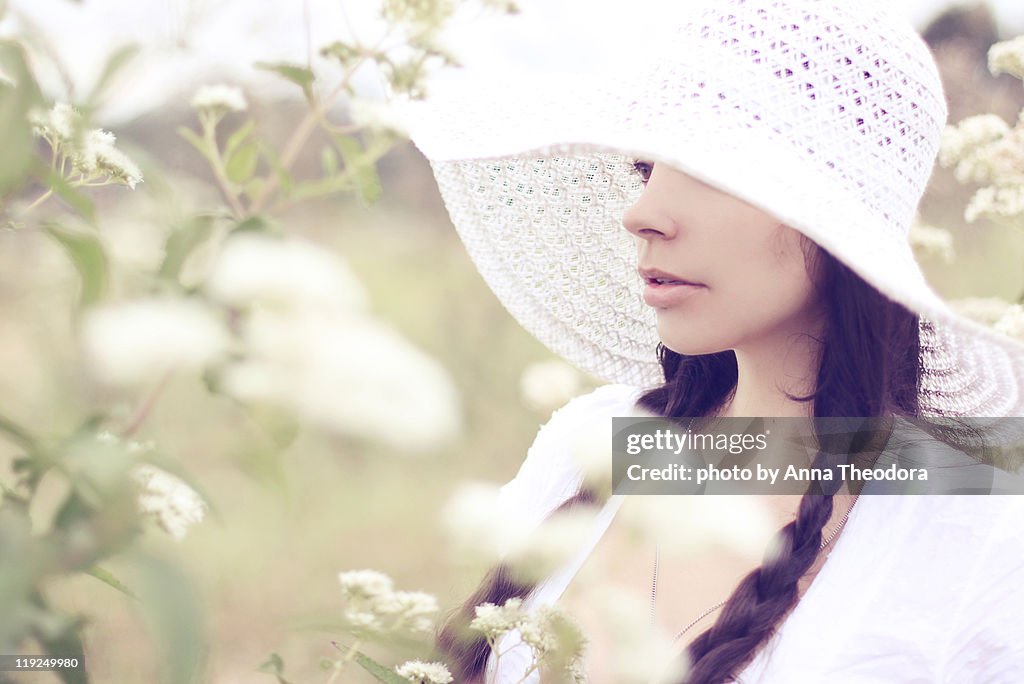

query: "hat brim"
(402, 69), (1024, 424)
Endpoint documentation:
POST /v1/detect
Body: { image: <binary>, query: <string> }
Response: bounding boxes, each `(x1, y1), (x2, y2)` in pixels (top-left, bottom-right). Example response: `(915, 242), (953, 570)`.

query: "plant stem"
(201, 118), (247, 220)
(24, 189), (54, 213)
(120, 367), (176, 438)
(324, 639), (361, 684)
(248, 32), (390, 216)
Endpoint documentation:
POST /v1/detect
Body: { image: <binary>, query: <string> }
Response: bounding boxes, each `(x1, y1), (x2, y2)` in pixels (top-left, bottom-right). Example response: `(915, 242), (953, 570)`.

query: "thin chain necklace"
(650, 492), (861, 644)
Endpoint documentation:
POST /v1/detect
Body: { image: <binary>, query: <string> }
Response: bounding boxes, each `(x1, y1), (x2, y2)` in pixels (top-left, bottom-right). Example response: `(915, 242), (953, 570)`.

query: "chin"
(659, 336), (728, 357)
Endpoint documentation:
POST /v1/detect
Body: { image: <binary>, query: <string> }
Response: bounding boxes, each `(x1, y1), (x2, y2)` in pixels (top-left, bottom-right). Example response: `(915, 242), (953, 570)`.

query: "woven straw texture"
(405, 0), (1024, 421)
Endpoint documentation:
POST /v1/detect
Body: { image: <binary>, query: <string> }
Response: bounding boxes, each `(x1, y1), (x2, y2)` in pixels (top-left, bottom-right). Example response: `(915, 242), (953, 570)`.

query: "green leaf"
(225, 142), (259, 184)
(42, 167), (96, 224)
(86, 565), (138, 600)
(254, 61), (315, 100)
(231, 214), (283, 237)
(256, 141), (293, 198)
(42, 222), (108, 308)
(0, 40), (44, 200)
(159, 214), (217, 284)
(84, 44), (141, 110)
(332, 135), (382, 206)
(0, 412), (37, 452)
(350, 649), (408, 684)
(288, 175), (354, 202)
(177, 126), (214, 165)
(53, 490), (91, 529)
(256, 653), (293, 684)
(131, 553), (207, 684)
(321, 146), (338, 176)
(224, 120), (257, 160)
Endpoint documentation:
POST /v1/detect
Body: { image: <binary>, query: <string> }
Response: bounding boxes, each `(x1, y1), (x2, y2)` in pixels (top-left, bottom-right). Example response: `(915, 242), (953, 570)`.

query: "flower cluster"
(908, 220), (955, 263)
(82, 297), (230, 389)
(469, 597), (587, 681)
(29, 102), (143, 190)
(994, 304), (1024, 340)
(337, 569), (439, 637)
(394, 660), (453, 684)
(440, 479), (597, 582)
(190, 84), (248, 119)
(939, 36), (1024, 225)
(132, 463), (207, 541)
(989, 35), (1024, 80)
(949, 297), (1024, 342)
(205, 232), (462, 453)
(595, 587), (688, 683)
(95, 430), (208, 541)
(518, 359), (585, 412)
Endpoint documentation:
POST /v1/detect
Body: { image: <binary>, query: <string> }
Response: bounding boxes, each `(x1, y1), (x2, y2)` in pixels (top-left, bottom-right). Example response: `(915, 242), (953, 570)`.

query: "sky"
(2, 0), (1023, 125)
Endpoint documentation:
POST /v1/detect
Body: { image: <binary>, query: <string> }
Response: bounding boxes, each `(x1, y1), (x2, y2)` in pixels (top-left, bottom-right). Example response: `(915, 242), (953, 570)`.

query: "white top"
(485, 383), (1024, 683)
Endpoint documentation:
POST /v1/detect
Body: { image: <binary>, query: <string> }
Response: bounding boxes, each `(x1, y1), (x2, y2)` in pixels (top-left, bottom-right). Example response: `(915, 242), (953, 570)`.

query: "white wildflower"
(518, 606), (560, 657)
(219, 309), (461, 453)
(939, 114), (1010, 168)
(599, 587), (688, 683)
(440, 481), (534, 562)
(954, 136), (1024, 187)
(508, 507), (599, 583)
(132, 464), (206, 541)
(190, 84), (248, 116)
(949, 297), (1016, 327)
(82, 297), (230, 388)
(96, 430), (119, 445)
(469, 597), (525, 641)
(908, 221), (955, 263)
(373, 590), (440, 633)
(339, 569), (395, 599)
(519, 359), (585, 412)
(529, 605), (588, 676)
(618, 495), (776, 561)
(338, 569), (440, 636)
(342, 609), (384, 633)
(994, 304), (1024, 341)
(965, 184), (1024, 223)
(568, 403), (658, 498)
(29, 102), (81, 144)
(72, 129), (144, 189)
(988, 35), (1024, 80)
(205, 233), (369, 315)
(394, 660), (453, 684)
(349, 97), (411, 137)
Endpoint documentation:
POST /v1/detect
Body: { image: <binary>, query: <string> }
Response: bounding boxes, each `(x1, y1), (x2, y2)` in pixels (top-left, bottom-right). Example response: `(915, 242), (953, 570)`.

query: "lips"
(638, 267), (704, 287)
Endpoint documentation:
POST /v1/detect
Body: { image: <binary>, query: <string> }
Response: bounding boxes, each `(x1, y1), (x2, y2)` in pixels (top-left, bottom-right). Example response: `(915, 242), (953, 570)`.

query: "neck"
(717, 317), (825, 419)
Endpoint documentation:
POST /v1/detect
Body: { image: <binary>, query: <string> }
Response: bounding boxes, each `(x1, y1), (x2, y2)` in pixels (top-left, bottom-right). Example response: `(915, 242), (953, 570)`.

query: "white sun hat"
(400, 0), (1024, 420)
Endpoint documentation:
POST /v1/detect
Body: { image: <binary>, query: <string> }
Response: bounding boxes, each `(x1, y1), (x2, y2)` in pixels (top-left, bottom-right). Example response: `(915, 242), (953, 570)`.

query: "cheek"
(711, 236), (819, 334)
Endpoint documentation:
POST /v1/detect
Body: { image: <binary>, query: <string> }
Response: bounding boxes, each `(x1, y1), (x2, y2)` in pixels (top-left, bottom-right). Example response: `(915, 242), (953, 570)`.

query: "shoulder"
(499, 383), (648, 529)
(535, 383), (649, 439)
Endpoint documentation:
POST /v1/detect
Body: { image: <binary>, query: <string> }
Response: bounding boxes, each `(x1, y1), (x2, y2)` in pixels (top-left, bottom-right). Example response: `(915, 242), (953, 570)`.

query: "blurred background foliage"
(0, 1), (1022, 683)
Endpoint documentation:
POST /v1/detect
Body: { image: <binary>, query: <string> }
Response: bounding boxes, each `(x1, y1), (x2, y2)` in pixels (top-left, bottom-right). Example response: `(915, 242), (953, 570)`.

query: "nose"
(621, 182), (676, 241)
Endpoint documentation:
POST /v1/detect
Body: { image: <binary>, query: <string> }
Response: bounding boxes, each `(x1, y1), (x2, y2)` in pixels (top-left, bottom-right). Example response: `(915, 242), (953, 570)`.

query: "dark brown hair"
(435, 239), (960, 682)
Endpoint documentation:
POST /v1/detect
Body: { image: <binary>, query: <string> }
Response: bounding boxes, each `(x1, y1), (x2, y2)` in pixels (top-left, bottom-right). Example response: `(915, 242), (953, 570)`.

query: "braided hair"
(437, 240), (933, 682)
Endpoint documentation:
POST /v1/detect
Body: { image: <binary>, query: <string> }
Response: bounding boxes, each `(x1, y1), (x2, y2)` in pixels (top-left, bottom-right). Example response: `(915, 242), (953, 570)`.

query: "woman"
(403, 0), (1024, 680)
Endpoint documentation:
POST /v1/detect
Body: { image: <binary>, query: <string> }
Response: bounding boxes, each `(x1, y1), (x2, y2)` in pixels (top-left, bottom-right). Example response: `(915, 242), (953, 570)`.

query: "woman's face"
(622, 159), (825, 356)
